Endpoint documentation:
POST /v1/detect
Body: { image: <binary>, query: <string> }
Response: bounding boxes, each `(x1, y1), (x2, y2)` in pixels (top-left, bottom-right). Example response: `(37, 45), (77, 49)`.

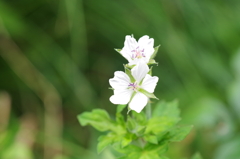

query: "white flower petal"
(120, 50), (132, 62)
(138, 35), (154, 61)
(120, 35), (138, 62)
(128, 58), (141, 66)
(110, 89), (133, 104)
(109, 71), (130, 89)
(138, 35), (150, 46)
(129, 92), (148, 113)
(125, 35), (138, 50)
(138, 36), (154, 52)
(141, 74), (159, 93)
(131, 61), (149, 82)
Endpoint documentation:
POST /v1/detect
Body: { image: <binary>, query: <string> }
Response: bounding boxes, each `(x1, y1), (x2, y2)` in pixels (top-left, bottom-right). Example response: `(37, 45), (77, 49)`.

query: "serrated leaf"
(150, 45), (161, 59)
(146, 116), (179, 135)
(144, 134), (158, 144)
(77, 109), (114, 132)
(138, 88), (158, 99)
(166, 125), (193, 142)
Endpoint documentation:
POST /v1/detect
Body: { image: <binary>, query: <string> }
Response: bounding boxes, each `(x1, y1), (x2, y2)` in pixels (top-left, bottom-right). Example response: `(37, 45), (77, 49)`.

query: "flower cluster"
(109, 35), (160, 113)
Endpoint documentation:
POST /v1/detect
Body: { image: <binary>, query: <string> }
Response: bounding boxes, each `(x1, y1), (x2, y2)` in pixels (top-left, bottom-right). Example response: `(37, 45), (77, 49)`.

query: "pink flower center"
(128, 82), (138, 91)
(131, 46), (146, 59)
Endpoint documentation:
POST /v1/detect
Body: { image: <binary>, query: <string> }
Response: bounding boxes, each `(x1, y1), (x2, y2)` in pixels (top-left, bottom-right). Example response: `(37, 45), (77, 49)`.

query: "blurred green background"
(0, 0), (240, 159)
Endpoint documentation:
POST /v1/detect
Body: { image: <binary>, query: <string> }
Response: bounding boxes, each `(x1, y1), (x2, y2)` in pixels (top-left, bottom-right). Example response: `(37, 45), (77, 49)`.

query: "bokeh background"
(1, 0), (240, 159)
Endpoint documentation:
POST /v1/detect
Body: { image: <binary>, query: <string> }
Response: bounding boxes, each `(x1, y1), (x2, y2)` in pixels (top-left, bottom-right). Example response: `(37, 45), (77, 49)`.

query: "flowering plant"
(109, 61), (158, 113)
(115, 35), (159, 67)
(78, 35), (200, 159)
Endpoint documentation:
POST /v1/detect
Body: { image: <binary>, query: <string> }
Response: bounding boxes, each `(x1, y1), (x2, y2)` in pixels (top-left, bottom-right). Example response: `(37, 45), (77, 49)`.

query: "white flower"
(120, 35), (155, 66)
(109, 61), (158, 113)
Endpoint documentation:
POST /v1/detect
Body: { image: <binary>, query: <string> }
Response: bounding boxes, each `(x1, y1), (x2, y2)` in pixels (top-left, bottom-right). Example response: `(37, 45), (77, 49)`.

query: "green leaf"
(77, 109), (114, 132)
(117, 143), (166, 159)
(146, 116), (179, 135)
(148, 66), (153, 76)
(132, 111), (147, 125)
(127, 116), (137, 132)
(148, 59), (158, 65)
(116, 113), (125, 128)
(98, 132), (130, 154)
(138, 88), (158, 99)
(115, 48), (121, 53)
(143, 142), (168, 157)
(121, 134), (133, 148)
(127, 152), (142, 159)
(150, 45), (161, 59)
(114, 144), (141, 154)
(136, 126), (146, 136)
(124, 65), (135, 82)
(120, 146), (160, 159)
(125, 63), (136, 69)
(144, 134), (158, 144)
(117, 104), (127, 113)
(153, 100), (180, 119)
(127, 114), (146, 136)
(162, 125), (193, 142)
(97, 134), (114, 154)
(191, 153), (202, 159)
(116, 105), (127, 126)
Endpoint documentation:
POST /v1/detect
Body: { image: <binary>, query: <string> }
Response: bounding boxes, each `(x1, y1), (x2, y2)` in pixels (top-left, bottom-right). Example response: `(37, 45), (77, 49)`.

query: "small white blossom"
(120, 35), (155, 66)
(109, 61), (158, 113)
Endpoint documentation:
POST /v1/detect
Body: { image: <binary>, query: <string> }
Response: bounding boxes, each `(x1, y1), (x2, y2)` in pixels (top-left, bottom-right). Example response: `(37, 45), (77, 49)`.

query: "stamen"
(128, 82), (138, 91)
(131, 46), (145, 59)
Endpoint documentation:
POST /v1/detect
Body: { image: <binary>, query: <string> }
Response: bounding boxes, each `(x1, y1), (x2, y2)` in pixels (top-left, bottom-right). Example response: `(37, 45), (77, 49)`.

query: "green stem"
(146, 102), (151, 120)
